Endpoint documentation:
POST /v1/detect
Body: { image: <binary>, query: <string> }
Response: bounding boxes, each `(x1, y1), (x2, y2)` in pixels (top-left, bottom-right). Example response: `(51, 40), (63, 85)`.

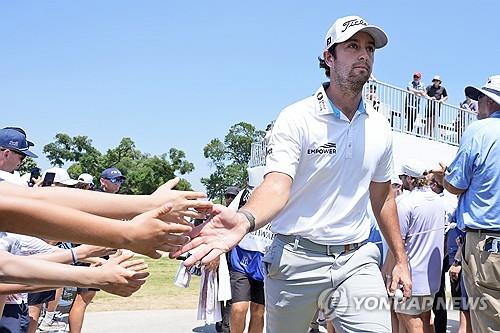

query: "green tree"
(18, 157), (39, 175)
(201, 122), (264, 201)
(43, 134), (194, 194)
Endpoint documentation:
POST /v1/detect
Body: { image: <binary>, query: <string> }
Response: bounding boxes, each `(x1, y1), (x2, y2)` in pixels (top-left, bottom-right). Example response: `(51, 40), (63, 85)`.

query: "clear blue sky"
(1, 1), (498, 191)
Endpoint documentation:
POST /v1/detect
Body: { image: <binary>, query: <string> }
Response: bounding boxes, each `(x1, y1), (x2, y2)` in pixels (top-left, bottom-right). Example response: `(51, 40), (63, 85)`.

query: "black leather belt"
(276, 234), (365, 256)
(465, 227), (500, 234)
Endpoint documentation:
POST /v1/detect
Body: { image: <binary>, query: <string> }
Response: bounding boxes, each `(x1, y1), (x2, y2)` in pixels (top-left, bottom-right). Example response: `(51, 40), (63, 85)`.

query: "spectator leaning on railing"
(425, 75), (448, 137)
(404, 72), (426, 132)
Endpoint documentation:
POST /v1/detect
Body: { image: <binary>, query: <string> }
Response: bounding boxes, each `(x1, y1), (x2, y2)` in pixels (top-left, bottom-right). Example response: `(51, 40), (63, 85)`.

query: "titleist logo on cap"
(341, 18), (367, 32)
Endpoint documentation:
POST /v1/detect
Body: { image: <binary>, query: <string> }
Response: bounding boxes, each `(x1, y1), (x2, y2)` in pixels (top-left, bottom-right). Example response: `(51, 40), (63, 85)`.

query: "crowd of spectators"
(365, 72), (478, 143)
(0, 126), (211, 333)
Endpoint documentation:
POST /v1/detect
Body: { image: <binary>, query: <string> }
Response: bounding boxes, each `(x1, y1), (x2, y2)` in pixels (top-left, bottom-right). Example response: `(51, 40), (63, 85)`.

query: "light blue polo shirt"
(445, 110), (500, 231)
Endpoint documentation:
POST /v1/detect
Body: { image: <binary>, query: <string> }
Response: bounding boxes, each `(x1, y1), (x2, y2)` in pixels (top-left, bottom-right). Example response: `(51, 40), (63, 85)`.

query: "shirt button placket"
(346, 125), (353, 159)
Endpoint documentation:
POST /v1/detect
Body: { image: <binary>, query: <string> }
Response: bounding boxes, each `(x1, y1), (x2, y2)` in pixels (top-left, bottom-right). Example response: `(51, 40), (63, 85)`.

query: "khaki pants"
(463, 231), (500, 333)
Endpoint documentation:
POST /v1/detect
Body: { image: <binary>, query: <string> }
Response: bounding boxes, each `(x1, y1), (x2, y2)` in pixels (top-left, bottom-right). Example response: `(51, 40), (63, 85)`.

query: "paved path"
(81, 309), (460, 332)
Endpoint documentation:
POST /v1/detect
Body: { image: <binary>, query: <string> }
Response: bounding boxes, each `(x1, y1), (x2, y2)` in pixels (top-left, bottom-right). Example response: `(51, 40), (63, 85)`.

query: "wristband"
(238, 209), (256, 233)
(70, 248), (78, 265)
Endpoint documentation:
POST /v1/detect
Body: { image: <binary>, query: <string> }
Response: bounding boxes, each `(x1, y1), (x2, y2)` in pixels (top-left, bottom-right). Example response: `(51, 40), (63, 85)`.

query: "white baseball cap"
(324, 15), (388, 50)
(391, 175), (402, 186)
(78, 173), (94, 184)
(42, 167), (80, 186)
(432, 75), (442, 82)
(465, 75), (500, 105)
(399, 159), (427, 178)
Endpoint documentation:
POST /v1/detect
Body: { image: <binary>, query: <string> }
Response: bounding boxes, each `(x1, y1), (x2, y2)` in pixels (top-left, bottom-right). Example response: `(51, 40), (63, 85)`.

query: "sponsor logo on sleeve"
(317, 91), (328, 113)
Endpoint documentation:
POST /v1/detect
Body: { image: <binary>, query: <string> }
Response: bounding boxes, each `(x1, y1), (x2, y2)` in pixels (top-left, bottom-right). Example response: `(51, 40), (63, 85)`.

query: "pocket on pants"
(262, 239), (295, 280)
(476, 249), (500, 291)
(262, 242), (281, 278)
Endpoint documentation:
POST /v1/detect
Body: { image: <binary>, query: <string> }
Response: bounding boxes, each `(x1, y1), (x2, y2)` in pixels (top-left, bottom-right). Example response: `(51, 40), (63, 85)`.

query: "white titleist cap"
(324, 15), (388, 50)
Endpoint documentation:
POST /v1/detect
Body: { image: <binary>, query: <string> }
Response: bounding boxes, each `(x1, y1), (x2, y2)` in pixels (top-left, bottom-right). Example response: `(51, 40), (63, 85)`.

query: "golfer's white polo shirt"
(266, 83), (393, 245)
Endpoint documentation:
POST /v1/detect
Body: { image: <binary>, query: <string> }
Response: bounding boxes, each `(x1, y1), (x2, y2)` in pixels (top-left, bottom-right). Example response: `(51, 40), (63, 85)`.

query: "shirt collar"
(490, 110), (500, 119)
(314, 83), (367, 119)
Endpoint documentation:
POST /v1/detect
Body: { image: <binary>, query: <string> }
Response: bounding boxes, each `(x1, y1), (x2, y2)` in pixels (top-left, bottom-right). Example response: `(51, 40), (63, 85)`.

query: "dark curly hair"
(318, 45), (337, 78)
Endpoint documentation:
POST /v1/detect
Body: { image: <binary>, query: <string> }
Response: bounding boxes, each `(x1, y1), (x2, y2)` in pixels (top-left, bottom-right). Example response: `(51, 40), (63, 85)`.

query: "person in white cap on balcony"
(433, 75), (500, 333)
(173, 15), (411, 333)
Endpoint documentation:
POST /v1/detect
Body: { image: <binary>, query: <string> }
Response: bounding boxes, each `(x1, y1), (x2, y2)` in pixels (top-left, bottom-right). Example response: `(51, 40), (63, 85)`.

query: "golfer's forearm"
(375, 200), (407, 263)
(242, 175), (291, 230)
(0, 197), (127, 249)
(1, 182), (153, 219)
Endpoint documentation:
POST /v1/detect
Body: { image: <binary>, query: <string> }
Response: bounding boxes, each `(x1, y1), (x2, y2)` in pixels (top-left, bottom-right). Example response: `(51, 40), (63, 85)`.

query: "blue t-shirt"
(445, 110), (500, 231)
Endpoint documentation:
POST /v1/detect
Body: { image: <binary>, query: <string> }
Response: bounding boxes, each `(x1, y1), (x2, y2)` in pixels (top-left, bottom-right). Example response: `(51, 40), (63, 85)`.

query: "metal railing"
(364, 80), (476, 145)
(249, 80), (477, 167)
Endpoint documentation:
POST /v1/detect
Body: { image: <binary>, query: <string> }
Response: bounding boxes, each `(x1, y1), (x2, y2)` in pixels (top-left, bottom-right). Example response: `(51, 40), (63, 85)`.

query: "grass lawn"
(88, 257), (201, 312)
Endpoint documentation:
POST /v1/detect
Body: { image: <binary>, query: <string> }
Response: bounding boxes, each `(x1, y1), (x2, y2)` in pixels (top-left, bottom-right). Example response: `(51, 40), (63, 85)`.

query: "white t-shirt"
(0, 171), (26, 186)
(397, 187), (446, 295)
(265, 83), (393, 245)
(0, 233), (23, 305)
(4, 234), (57, 305)
(3, 234), (57, 304)
(0, 174), (58, 305)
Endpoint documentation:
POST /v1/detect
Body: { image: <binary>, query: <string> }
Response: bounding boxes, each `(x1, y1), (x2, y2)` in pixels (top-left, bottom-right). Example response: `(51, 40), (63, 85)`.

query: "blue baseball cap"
(0, 128), (38, 158)
(100, 167), (126, 180)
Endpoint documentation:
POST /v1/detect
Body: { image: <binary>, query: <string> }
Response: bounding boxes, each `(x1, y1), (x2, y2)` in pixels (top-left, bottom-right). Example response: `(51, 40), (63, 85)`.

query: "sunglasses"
(1, 148), (26, 162)
(413, 75), (420, 79)
(107, 178), (124, 184)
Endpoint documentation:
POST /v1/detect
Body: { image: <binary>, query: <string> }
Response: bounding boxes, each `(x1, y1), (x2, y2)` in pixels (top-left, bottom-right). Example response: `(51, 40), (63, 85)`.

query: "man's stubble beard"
(333, 68), (370, 96)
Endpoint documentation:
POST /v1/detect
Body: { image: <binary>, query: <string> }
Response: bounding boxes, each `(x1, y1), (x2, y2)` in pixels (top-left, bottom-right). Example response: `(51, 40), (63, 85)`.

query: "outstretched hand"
(151, 177), (213, 225)
(126, 204), (193, 259)
(169, 204), (249, 267)
(97, 250), (149, 297)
